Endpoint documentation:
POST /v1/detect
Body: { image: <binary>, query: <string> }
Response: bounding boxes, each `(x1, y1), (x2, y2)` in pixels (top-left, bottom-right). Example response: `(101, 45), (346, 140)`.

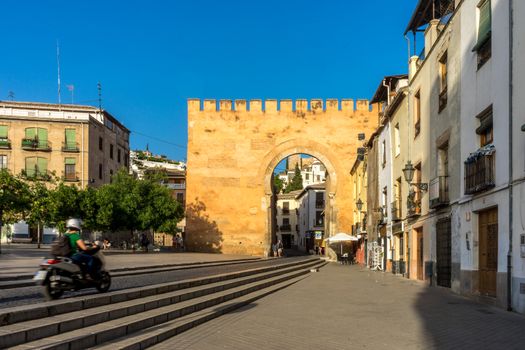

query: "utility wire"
(130, 129), (187, 149)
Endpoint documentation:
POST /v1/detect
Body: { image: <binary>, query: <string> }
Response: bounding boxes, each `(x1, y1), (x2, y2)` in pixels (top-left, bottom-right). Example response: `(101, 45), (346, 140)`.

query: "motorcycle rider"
(65, 218), (100, 279)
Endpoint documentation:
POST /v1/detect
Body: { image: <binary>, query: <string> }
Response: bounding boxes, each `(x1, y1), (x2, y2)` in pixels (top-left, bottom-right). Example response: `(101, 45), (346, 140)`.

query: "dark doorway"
(479, 207), (498, 297)
(436, 217), (451, 288)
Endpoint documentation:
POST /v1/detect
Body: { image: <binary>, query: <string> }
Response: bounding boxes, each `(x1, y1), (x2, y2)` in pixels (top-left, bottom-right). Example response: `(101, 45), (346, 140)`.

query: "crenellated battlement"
(187, 98), (376, 113)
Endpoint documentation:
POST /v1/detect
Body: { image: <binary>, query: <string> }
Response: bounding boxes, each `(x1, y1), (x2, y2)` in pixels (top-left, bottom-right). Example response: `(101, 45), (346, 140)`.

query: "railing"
(282, 209), (290, 215)
(429, 176), (449, 208)
(165, 183), (186, 190)
(391, 201), (401, 221)
(315, 200), (324, 208)
(21, 169), (52, 181)
(62, 142), (80, 152)
(407, 197), (421, 218)
(280, 225), (291, 232)
(63, 171), (80, 182)
(0, 138), (11, 149)
(465, 152), (495, 195)
(439, 87), (448, 112)
(21, 138), (51, 151)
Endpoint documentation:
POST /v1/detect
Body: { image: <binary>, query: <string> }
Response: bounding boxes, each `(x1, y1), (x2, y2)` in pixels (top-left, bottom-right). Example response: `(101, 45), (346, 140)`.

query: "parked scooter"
(33, 242), (111, 300)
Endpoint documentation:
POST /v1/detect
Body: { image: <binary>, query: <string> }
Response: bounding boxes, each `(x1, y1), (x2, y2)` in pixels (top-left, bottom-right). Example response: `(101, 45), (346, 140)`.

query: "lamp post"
(402, 160), (428, 191)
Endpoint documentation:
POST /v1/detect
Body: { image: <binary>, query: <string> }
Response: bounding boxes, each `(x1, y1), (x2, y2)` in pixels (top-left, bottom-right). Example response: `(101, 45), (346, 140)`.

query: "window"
(476, 105), (493, 146)
(117, 149), (121, 163)
(124, 153), (129, 167)
(305, 173), (309, 180)
(0, 155), (7, 169)
(64, 158), (76, 181)
(99, 137), (103, 151)
(65, 129), (76, 149)
(414, 91), (421, 137)
(110, 144), (114, 159)
(381, 140), (386, 167)
(99, 163), (103, 180)
(394, 124), (401, 156)
(0, 125), (8, 139)
(473, 0), (491, 68)
(439, 52), (448, 112)
(25, 157), (48, 177)
(283, 218), (290, 225)
(315, 211), (324, 226)
(24, 128), (48, 148)
(176, 192), (184, 203)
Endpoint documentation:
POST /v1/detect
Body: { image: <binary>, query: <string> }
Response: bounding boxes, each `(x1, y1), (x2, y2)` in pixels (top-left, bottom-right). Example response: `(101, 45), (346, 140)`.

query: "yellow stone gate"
(186, 98), (378, 256)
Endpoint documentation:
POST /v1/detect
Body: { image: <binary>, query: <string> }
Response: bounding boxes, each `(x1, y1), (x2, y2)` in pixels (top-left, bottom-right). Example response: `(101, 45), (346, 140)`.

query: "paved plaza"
(154, 263), (525, 350)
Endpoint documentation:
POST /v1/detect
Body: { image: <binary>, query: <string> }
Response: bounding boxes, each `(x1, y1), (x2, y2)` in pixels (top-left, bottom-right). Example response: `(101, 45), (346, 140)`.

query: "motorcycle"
(33, 242), (111, 300)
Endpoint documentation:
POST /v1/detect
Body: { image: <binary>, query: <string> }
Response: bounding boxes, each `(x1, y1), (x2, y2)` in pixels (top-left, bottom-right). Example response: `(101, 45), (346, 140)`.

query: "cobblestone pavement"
(152, 263), (525, 350)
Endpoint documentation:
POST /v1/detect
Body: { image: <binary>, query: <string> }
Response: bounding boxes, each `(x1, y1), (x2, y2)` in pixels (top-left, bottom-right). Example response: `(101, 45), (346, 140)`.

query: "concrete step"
(93, 275), (309, 350)
(0, 259), (322, 348)
(0, 257), (262, 289)
(7, 261), (325, 349)
(0, 257), (316, 326)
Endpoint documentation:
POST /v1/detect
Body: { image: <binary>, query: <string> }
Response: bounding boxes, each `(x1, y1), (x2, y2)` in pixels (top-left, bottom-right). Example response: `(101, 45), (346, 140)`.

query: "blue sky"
(1, 0), (417, 161)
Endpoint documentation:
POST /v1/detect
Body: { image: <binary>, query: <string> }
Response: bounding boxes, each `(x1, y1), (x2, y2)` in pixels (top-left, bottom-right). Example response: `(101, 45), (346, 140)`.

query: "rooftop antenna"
(97, 81), (102, 111)
(56, 40), (62, 109)
(7, 91), (15, 101)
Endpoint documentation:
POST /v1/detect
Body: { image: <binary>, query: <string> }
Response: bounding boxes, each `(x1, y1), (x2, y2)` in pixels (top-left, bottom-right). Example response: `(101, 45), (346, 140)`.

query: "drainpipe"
(382, 79), (391, 106)
(507, 0), (514, 312)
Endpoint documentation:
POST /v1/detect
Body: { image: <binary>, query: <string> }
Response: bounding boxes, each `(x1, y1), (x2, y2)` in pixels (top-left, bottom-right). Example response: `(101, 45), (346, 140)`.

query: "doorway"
(416, 228), (424, 281)
(479, 207), (498, 297)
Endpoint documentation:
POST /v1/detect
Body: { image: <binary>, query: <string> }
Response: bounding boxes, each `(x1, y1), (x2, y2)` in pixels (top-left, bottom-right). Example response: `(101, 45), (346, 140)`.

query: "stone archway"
(186, 98), (378, 255)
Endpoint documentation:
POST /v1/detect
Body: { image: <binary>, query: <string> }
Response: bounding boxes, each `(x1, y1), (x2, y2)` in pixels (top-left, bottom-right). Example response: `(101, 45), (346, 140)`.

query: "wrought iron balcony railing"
(62, 142), (80, 152)
(391, 201), (402, 221)
(0, 138), (11, 149)
(21, 138), (51, 151)
(280, 224), (291, 232)
(429, 176), (449, 208)
(465, 147), (495, 195)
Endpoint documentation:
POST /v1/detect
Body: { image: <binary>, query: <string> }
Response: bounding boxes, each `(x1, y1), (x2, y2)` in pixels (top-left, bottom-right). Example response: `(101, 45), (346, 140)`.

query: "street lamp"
(402, 160), (428, 191)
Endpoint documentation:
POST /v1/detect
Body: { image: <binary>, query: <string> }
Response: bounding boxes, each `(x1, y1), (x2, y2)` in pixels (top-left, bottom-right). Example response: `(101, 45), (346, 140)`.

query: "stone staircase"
(0, 257), (325, 349)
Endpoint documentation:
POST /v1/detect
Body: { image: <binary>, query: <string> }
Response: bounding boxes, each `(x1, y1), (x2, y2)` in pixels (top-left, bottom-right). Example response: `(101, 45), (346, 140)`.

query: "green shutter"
(65, 157), (76, 165)
(65, 129), (76, 145)
(474, 0), (491, 50)
(37, 128), (48, 148)
(25, 128), (36, 139)
(37, 157), (48, 175)
(0, 126), (7, 138)
(25, 157), (37, 177)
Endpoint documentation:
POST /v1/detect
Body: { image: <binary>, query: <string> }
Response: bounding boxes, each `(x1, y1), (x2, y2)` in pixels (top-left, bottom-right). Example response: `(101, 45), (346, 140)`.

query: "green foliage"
(284, 163), (303, 193)
(0, 169), (31, 225)
(273, 175), (284, 194)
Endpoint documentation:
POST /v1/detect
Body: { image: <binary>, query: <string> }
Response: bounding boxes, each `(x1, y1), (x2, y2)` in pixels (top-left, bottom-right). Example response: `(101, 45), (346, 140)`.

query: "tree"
(0, 170), (31, 253)
(273, 175), (284, 194)
(26, 181), (53, 247)
(284, 163), (303, 193)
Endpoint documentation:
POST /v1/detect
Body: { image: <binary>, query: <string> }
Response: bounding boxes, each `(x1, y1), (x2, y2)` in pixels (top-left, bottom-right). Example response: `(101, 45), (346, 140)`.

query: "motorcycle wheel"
(42, 271), (64, 300)
(96, 271), (111, 292)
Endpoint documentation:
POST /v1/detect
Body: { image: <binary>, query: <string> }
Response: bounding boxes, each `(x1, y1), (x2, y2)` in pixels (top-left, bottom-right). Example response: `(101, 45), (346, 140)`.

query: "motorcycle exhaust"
(49, 275), (73, 284)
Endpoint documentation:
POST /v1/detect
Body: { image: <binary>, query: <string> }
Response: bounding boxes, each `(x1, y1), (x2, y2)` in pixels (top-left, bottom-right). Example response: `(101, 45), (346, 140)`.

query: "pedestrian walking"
(277, 239), (284, 257)
(272, 242), (278, 257)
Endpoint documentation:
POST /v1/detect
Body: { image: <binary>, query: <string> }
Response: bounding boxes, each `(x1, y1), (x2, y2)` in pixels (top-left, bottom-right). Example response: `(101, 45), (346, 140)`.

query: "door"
(479, 208), (498, 297)
(416, 228), (424, 280)
(436, 218), (451, 287)
(281, 234), (292, 249)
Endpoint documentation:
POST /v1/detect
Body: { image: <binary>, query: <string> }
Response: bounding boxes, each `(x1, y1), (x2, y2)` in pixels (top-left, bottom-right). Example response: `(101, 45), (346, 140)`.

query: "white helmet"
(66, 218), (82, 231)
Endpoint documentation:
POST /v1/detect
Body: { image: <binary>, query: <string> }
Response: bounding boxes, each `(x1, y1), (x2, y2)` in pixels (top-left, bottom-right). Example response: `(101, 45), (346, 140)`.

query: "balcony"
(315, 200), (325, 209)
(429, 176), (449, 208)
(407, 194), (421, 218)
(21, 138), (51, 151)
(391, 201), (402, 221)
(62, 142), (80, 152)
(0, 138), (11, 149)
(282, 209), (290, 215)
(465, 147), (495, 195)
(280, 224), (291, 232)
(63, 171), (80, 182)
(21, 169), (52, 181)
(165, 183), (186, 190)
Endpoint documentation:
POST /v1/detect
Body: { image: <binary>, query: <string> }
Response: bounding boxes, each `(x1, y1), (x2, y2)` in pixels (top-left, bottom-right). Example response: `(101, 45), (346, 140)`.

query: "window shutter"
(25, 157), (37, 177)
(65, 129), (76, 144)
(0, 125), (7, 138)
(37, 128), (48, 148)
(25, 128), (36, 139)
(65, 157), (76, 165)
(474, 0), (491, 50)
(37, 157), (48, 174)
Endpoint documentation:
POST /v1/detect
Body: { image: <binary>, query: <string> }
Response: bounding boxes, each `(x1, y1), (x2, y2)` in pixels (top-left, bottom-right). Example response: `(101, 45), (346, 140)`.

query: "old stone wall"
(186, 98), (378, 255)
